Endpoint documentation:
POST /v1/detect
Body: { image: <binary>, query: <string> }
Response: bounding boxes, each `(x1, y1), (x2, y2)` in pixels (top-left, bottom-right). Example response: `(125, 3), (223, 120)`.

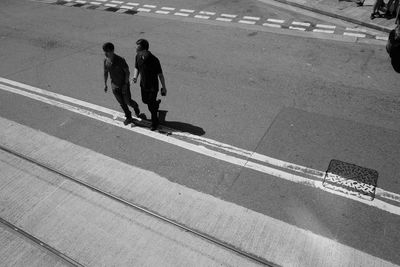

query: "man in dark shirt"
(103, 42), (140, 125)
(132, 39), (167, 131)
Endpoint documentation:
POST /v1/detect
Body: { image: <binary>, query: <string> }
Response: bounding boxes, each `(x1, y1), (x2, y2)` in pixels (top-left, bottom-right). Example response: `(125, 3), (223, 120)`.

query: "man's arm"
(104, 61), (109, 92)
(132, 68), (139, 83)
(158, 73), (167, 96)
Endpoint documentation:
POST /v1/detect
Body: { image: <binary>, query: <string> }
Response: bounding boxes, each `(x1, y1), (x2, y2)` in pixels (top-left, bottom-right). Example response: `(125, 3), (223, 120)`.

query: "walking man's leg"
(122, 84), (141, 117)
(113, 88), (133, 124)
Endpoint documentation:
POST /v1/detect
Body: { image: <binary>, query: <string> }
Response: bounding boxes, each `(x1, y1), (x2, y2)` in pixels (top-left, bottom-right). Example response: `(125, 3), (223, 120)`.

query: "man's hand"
(104, 85), (108, 93)
(161, 87), (167, 96)
(131, 77), (137, 84)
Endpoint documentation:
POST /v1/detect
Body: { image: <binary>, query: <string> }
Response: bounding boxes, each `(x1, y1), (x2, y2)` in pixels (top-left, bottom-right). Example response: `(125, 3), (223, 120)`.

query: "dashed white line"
(194, 15), (210, 19)
(344, 32), (366, 38)
(76, 0), (86, 4)
(220, 13), (237, 18)
(110, 0), (123, 3)
(155, 10), (170, 14)
(238, 20), (256, 25)
(376, 36), (388, 40)
(120, 5), (133, 9)
(180, 9), (195, 13)
(199, 11), (216, 15)
(143, 4), (156, 8)
(346, 27), (367, 32)
(174, 12), (189, 17)
(137, 7), (151, 12)
(161, 7), (175, 10)
(96, 0), (107, 2)
(243, 16), (260, 21)
(262, 23), (282, 28)
(90, 1), (101, 4)
(313, 29), (335, 34)
(216, 17), (232, 22)
(289, 26), (306, 31)
(105, 3), (117, 7)
(127, 2), (139, 6)
(316, 24), (336, 29)
(292, 21), (310, 27)
(267, 18), (284, 23)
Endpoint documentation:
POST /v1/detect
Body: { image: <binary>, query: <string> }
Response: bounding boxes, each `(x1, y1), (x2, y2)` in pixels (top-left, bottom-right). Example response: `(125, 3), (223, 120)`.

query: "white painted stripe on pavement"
(289, 26), (306, 31)
(220, 13), (237, 18)
(238, 20), (256, 25)
(267, 18), (284, 23)
(120, 5), (133, 9)
(243, 16), (260, 21)
(155, 10), (170, 14)
(199, 11), (216, 15)
(137, 8), (151, 12)
(174, 12), (189, 16)
(76, 0), (86, 3)
(376, 36), (388, 40)
(344, 32), (366, 38)
(143, 4), (156, 8)
(316, 24), (336, 29)
(110, 0), (123, 3)
(90, 1), (101, 4)
(292, 21), (310, 26)
(313, 29), (334, 34)
(105, 3), (117, 7)
(216, 17), (232, 22)
(194, 15), (210, 19)
(346, 27), (367, 32)
(161, 6), (175, 10)
(180, 9), (195, 13)
(1, 83), (400, 216)
(262, 23), (282, 28)
(127, 2), (139, 6)
(1, 77), (399, 208)
(96, 0), (107, 2)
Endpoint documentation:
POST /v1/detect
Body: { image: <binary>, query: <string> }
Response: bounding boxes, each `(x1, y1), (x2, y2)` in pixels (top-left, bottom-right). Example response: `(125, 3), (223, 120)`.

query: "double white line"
(0, 77), (399, 215)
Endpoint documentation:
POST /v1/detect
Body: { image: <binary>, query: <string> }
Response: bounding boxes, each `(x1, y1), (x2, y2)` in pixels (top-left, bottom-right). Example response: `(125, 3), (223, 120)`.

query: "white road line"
(143, 4), (156, 8)
(289, 26), (306, 31)
(194, 15), (210, 19)
(199, 11), (216, 15)
(127, 2), (139, 6)
(238, 20), (256, 25)
(262, 23), (282, 28)
(243, 16), (260, 21)
(96, 0), (107, 2)
(180, 9), (195, 13)
(137, 8), (151, 12)
(90, 1), (101, 4)
(316, 24), (336, 29)
(110, 0), (123, 3)
(161, 6), (175, 10)
(1, 82), (400, 216)
(345, 27), (367, 32)
(76, 0), (86, 3)
(105, 3), (117, 7)
(220, 13), (237, 18)
(174, 12), (189, 17)
(120, 5), (133, 9)
(267, 18), (284, 23)
(216, 17), (232, 22)
(376, 36), (388, 40)
(155, 10), (169, 14)
(292, 21), (310, 27)
(313, 29), (335, 34)
(344, 32), (366, 38)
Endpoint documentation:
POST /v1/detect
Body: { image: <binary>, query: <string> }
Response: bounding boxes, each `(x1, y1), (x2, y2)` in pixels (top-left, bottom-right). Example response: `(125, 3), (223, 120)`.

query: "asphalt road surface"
(1, 0), (400, 265)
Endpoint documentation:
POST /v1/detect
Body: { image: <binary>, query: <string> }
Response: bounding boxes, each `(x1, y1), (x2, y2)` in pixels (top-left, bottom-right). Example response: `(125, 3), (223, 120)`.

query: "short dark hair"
(136, 39), (149, 51)
(102, 42), (114, 52)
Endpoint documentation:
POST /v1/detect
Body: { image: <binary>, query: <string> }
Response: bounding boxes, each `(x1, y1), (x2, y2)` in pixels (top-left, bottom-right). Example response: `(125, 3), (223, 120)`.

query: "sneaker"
(150, 124), (158, 131)
(123, 117), (133, 125)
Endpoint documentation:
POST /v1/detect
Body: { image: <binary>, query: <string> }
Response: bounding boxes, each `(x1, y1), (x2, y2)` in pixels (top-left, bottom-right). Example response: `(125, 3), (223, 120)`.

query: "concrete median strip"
(0, 77), (399, 215)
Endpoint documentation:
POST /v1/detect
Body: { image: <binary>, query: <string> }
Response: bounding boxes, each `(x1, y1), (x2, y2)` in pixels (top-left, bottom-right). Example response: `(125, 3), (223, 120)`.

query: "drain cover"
(323, 159), (378, 201)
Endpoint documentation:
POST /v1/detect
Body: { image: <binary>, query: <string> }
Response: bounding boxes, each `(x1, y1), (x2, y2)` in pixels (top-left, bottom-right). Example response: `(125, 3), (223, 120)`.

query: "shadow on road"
(159, 110), (205, 136)
(391, 59), (400, 73)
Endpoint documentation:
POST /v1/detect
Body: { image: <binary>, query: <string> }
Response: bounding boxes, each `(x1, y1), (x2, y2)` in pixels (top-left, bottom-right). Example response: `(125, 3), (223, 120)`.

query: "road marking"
(199, 11), (216, 15)
(180, 9), (195, 13)
(161, 6), (175, 10)
(105, 3), (117, 7)
(238, 20), (256, 25)
(96, 0), (107, 2)
(292, 21), (310, 27)
(137, 8), (151, 12)
(76, 0), (86, 3)
(267, 18), (284, 23)
(344, 32), (366, 38)
(120, 5), (133, 9)
(194, 15), (210, 19)
(155, 10), (169, 14)
(262, 23), (282, 28)
(89, 1), (101, 4)
(316, 24), (336, 29)
(127, 2), (139, 6)
(289, 26), (306, 31)
(1, 77), (400, 211)
(243, 16), (260, 21)
(376, 36), (388, 40)
(346, 27), (367, 32)
(313, 29), (334, 34)
(216, 17), (232, 22)
(220, 13), (237, 18)
(143, 4), (156, 8)
(110, 0), (123, 3)
(174, 12), (189, 17)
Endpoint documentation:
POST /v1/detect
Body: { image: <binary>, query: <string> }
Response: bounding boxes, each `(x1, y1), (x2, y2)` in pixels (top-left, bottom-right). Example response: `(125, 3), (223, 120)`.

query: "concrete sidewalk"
(261, 0), (398, 32)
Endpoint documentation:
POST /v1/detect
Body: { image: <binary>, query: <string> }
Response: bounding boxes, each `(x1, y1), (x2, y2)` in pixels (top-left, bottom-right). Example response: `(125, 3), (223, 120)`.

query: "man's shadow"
(391, 59), (400, 73)
(158, 110), (205, 136)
